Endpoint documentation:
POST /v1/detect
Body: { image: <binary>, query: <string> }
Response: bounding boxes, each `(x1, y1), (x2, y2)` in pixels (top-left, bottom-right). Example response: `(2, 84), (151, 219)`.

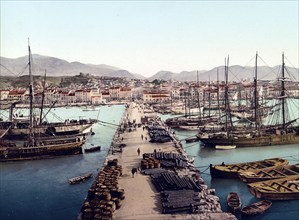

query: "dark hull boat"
(241, 200), (272, 216)
(84, 146), (101, 153)
(248, 175), (299, 200)
(69, 173), (93, 184)
(198, 132), (299, 148)
(210, 158), (288, 179)
(0, 119), (95, 139)
(0, 135), (85, 162)
(239, 164), (299, 183)
(227, 192), (242, 213)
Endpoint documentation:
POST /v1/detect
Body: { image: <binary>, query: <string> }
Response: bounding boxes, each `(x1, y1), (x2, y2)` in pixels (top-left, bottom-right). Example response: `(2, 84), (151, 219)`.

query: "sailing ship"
(198, 53), (299, 148)
(248, 174), (299, 200)
(239, 163), (299, 183)
(0, 42), (87, 161)
(209, 157), (288, 178)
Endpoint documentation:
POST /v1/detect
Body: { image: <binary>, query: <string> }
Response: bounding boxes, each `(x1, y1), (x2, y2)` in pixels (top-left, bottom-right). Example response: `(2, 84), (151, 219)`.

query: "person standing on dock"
(137, 148), (140, 156)
(141, 134), (143, 140)
(131, 167), (137, 178)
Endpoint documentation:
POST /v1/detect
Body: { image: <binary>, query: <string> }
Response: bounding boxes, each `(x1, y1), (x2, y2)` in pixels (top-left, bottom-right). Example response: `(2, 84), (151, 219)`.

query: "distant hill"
(149, 66), (299, 82)
(1, 54), (298, 82)
(0, 54), (122, 77)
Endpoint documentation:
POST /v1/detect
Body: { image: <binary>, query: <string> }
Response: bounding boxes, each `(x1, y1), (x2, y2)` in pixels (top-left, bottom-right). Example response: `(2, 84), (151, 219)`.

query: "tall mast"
(208, 76), (211, 117)
(28, 39), (34, 135)
(254, 52), (259, 134)
(197, 71), (201, 120)
(40, 70), (47, 124)
(217, 68), (220, 115)
(281, 52), (286, 130)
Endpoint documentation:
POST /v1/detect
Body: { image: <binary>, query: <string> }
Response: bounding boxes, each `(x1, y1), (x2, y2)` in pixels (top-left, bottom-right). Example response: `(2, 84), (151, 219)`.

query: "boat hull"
(0, 122), (94, 139)
(0, 137), (85, 162)
(199, 133), (299, 148)
(248, 175), (299, 200)
(210, 158), (289, 179)
(238, 164), (299, 183)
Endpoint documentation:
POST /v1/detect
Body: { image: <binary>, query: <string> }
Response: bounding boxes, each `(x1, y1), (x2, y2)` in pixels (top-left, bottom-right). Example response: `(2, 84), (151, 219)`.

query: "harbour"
(1, 104), (299, 219)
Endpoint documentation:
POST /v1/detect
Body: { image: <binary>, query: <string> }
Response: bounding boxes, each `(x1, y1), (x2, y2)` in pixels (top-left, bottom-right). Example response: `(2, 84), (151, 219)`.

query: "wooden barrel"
(82, 208), (93, 219)
(115, 199), (122, 209)
(103, 192), (111, 201)
(93, 213), (102, 220)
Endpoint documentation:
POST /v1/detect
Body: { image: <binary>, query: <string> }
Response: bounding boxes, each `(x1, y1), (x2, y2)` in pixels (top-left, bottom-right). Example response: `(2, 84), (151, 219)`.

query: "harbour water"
(1, 104), (299, 220)
(161, 120), (299, 220)
(0, 105), (125, 220)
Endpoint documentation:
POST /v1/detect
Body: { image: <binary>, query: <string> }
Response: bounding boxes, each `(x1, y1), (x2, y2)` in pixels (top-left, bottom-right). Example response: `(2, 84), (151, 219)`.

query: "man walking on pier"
(137, 148), (140, 156)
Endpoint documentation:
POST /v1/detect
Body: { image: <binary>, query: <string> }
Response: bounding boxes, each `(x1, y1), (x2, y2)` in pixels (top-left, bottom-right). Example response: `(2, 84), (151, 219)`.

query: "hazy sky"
(1, 1), (298, 77)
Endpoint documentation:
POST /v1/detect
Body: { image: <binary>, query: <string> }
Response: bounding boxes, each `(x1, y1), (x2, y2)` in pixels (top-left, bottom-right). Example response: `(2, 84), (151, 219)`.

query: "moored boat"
(239, 163), (299, 183)
(68, 172), (93, 184)
(0, 135), (85, 162)
(248, 174), (299, 200)
(210, 158), (288, 179)
(215, 145), (236, 150)
(227, 192), (242, 213)
(241, 200), (272, 216)
(84, 146), (101, 153)
(185, 136), (199, 143)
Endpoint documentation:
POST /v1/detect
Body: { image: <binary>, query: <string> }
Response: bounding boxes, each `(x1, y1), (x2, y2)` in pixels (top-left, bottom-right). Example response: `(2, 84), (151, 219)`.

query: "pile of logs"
(161, 190), (200, 214)
(147, 126), (172, 143)
(79, 159), (125, 220)
(151, 171), (202, 192)
(143, 152), (188, 169)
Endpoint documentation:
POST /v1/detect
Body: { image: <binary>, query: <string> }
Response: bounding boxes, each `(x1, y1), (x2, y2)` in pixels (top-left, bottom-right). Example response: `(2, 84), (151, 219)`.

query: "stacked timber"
(143, 152), (188, 169)
(79, 159), (124, 220)
(161, 190), (200, 214)
(147, 126), (172, 143)
(151, 171), (202, 191)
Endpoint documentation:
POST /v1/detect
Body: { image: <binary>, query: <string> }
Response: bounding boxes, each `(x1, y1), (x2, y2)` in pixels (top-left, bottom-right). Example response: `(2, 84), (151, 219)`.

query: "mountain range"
(1, 55), (298, 82)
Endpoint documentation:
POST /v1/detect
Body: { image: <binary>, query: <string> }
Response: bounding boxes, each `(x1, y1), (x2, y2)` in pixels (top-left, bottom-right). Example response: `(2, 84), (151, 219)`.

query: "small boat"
(241, 200), (272, 216)
(185, 136), (199, 143)
(68, 173), (93, 185)
(227, 192), (242, 213)
(210, 158), (289, 179)
(215, 145), (236, 150)
(248, 174), (299, 200)
(239, 163), (299, 183)
(84, 146), (101, 153)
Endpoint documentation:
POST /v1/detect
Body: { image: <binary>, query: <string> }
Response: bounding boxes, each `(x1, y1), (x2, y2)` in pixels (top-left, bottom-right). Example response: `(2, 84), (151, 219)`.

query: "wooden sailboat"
(239, 163), (299, 183)
(248, 174), (299, 200)
(210, 157), (288, 179)
(0, 42), (86, 162)
(198, 53), (299, 148)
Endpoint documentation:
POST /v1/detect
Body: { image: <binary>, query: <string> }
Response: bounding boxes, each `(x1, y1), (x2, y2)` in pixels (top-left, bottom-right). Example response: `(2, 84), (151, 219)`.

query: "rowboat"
(241, 200), (272, 216)
(239, 163), (299, 183)
(210, 158), (288, 179)
(227, 192), (242, 213)
(215, 145), (236, 150)
(68, 173), (93, 185)
(248, 174), (299, 200)
(84, 146), (101, 153)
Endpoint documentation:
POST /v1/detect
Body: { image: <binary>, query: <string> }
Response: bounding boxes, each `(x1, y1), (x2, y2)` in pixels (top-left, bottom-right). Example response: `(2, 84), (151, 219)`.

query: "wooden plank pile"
(151, 171), (202, 192)
(147, 126), (172, 143)
(161, 190), (201, 214)
(143, 152), (188, 169)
